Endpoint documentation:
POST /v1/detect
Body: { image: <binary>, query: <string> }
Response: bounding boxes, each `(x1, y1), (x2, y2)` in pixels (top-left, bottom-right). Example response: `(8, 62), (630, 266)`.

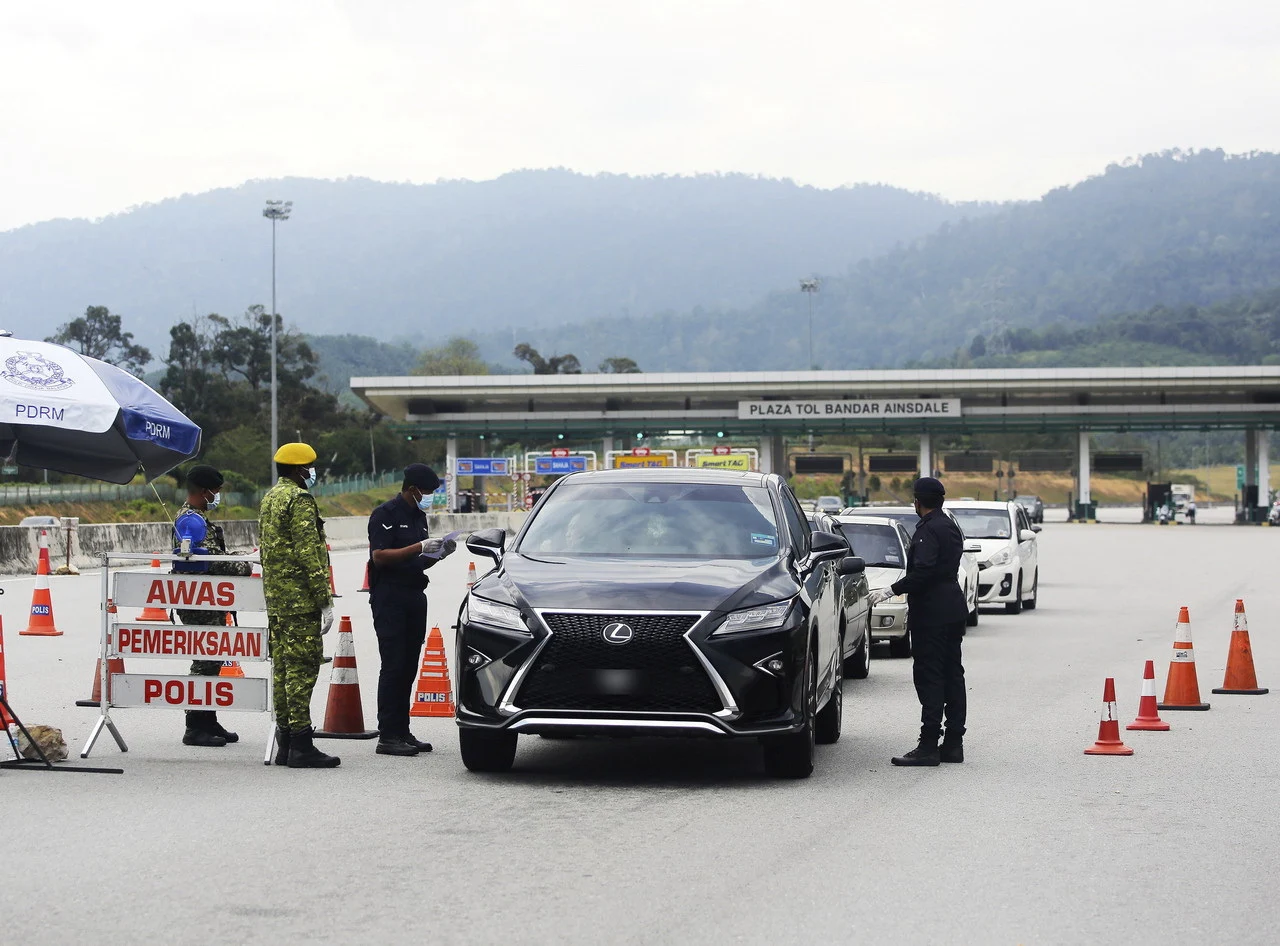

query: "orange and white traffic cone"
(1158, 606), (1210, 711)
(20, 550), (62, 636)
(410, 626), (455, 718)
(466, 562), (477, 589)
(327, 543), (341, 597)
(0, 617), (14, 727)
(219, 660), (245, 678)
(1126, 660), (1170, 731)
(314, 616), (377, 739)
(1084, 677), (1134, 755)
(75, 656), (127, 707)
(34, 529), (51, 575)
(1212, 599), (1269, 696)
(358, 561), (370, 593)
(136, 559), (171, 622)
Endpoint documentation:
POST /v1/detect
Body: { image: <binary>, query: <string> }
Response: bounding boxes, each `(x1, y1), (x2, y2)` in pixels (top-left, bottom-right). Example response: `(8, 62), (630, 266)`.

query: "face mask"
(416, 489), (431, 511)
(207, 491), (221, 511)
(303, 467), (317, 489)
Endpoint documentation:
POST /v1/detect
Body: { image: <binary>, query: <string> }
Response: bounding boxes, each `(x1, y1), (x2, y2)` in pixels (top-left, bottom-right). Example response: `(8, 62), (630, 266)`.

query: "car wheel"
(1024, 570), (1039, 610)
(763, 652), (816, 778)
(1005, 574), (1023, 614)
(845, 616), (871, 679)
(967, 602), (980, 627)
(459, 728), (518, 773)
(888, 625), (912, 658)
(815, 659), (842, 746)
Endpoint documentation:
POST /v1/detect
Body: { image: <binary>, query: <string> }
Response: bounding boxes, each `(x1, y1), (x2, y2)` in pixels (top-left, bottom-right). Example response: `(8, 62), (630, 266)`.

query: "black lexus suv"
(455, 468), (863, 778)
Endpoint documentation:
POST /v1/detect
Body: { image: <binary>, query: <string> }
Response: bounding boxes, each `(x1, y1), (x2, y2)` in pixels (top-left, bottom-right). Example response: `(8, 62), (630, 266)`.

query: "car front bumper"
(869, 602), (908, 640)
(977, 565), (1018, 603)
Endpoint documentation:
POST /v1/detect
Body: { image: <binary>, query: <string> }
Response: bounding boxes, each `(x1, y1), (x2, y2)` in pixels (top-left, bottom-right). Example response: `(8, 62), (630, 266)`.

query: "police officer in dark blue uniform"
(367, 464), (456, 756)
(872, 476), (969, 767)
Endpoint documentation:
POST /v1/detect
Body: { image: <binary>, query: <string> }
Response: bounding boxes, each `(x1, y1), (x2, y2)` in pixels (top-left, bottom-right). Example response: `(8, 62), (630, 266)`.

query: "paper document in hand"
(424, 530), (467, 559)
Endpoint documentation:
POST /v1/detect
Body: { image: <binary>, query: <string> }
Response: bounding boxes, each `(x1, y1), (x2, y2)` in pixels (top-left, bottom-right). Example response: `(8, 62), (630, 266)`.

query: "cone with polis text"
(20, 550), (62, 636)
(136, 559), (171, 621)
(1126, 660), (1170, 731)
(314, 616), (377, 739)
(410, 626), (455, 718)
(0, 618), (15, 726)
(218, 613), (245, 677)
(1212, 598), (1269, 695)
(1084, 677), (1134, 755)
(1157, 606), (1210, 711)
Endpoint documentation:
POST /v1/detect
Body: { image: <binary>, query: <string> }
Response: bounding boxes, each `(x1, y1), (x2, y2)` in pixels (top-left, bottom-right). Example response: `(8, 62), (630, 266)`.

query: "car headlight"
(987, 548), (1012, 567)
(466, 595), (527, 632)
(714, 600), (793, 635)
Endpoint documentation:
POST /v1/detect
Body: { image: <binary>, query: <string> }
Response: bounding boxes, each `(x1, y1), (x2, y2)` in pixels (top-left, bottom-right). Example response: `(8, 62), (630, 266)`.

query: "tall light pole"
(262, 199), (292, 471)
(800, 277), (820, 369)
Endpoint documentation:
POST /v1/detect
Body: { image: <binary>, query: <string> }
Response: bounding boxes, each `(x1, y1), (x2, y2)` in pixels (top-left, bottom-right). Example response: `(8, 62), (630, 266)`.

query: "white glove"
(868, 589), (895, 607)
(421, 538), (444, 555)
(320, 607), (335, 635)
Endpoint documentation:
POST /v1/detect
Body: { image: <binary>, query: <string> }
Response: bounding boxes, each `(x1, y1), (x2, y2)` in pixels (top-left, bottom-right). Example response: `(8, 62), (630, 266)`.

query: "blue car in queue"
(455, 468), (865, 779)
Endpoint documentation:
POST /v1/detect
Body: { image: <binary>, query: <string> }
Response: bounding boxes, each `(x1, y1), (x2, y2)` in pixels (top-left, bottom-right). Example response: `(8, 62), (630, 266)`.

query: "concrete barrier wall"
(0, 512), (529, 575)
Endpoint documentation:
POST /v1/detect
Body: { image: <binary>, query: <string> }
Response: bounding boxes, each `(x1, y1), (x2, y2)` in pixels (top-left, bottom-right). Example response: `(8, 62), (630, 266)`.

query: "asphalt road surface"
(2, 520), (1277, 945)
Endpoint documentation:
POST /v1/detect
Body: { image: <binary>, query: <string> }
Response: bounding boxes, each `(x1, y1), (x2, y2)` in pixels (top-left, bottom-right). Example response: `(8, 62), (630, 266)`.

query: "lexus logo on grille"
(602, 622), (634, 645)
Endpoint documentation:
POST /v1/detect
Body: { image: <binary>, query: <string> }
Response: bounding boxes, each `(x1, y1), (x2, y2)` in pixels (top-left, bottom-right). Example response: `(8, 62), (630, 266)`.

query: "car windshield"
(517, 480), (780, 558)
(950, 508), (1014, 539)
(868, 510), (920, 536)
(840, 524), (904, 568)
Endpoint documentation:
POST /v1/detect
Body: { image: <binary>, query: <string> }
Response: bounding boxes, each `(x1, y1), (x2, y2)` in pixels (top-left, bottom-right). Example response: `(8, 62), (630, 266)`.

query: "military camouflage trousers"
(268, 611), (323, 732)
(176, 608), (231, 677)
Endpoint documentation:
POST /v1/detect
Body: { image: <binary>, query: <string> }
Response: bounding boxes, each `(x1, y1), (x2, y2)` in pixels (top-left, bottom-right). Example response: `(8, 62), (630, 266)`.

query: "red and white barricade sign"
(81, 553), (271, 762)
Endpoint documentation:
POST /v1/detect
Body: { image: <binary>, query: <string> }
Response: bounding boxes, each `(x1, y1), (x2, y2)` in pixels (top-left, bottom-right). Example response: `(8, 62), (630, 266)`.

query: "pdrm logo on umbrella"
(1, 352), (74, 392)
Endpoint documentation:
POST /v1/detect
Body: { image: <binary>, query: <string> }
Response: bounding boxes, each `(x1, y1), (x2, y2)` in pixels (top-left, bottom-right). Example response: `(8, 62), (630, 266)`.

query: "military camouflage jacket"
(258, 477), (332, 615)
(172, 505), (253, 577)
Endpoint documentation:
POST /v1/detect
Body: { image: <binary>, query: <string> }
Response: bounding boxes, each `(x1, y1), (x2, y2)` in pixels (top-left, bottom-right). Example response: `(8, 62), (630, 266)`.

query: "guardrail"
(0, 471), (403, 508)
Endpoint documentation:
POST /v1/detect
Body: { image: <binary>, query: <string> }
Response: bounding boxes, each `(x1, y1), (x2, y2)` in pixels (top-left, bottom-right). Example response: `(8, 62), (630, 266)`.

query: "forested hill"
(0, 171), (982, 350)
(483, 150), (1280, 371)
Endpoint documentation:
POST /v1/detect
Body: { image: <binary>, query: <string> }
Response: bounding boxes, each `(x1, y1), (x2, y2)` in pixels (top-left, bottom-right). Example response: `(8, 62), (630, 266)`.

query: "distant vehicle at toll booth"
(946, 501), (1040, 614)
(815, 495), (843, 515)
(456, 468), (865, 779)
(1013, 495), (1044, 524)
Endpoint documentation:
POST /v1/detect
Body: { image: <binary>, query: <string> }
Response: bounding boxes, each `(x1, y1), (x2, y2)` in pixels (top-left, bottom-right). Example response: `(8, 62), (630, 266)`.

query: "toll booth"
(1145, 482), (1172, 523)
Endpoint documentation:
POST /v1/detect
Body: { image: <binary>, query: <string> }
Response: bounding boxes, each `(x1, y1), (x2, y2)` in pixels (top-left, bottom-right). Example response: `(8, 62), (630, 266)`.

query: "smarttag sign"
(455, 458), (509, 476)
(738, 399), (961, 420)
(534, 456), (588, 475)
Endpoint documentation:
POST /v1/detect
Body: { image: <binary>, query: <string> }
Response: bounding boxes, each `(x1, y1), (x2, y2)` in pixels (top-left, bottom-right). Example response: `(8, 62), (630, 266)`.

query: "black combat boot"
(939, 735), (964, 763)
(376, 735), (419, 757)
(183, 711), (227, 747)
(273, 726), (291, 766)
(891, 737), (940, 767)
(208, 715), (239, 744)
(287, 726), (341, 768)
(400, 732), (433, 753)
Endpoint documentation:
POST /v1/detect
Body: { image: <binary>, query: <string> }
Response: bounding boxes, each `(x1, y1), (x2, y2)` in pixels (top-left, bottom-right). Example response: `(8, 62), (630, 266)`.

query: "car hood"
(971, 537), (1014, 562)
(864, 566), (905, 591)
(484, 551), (797, 614)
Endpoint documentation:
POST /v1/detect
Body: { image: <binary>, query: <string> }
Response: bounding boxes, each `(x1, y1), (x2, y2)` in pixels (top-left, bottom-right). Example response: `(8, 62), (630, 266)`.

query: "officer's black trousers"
(370, 585), (428, 738)
(911, 620), (967, 742)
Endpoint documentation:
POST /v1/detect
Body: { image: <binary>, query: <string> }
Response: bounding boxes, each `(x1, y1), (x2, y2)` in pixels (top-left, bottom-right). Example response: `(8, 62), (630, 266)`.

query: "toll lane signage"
(534, 456), (589, 474)
(112, 624), (267, 660)
(455, 458), (509, 476)
(693, 453), (752, 471)
(614, 455), (671, 468)
(738, 399), (961, 420)
(113, 574), (266, 612)
(109, 674), (270, 712)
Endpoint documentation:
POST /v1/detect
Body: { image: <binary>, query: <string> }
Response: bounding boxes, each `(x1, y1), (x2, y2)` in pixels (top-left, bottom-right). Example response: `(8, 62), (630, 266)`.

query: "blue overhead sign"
(534, 456), (589, 475)
(455, 457), (509, 476)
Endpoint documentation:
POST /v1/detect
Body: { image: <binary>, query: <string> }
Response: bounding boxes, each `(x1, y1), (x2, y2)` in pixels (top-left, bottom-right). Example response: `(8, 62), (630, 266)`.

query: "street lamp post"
(800, 278), (820, 369)
(262, 199), (292, 474)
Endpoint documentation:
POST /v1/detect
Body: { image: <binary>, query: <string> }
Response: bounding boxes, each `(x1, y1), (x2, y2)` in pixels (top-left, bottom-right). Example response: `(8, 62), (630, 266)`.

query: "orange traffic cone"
(0, 618), (14, 727)
(20, 551), (61, 636)
(75, 656), (127, 707)
(1213, 599), (1268, 695)
(327, 543), (341, 597)
(219, 660), (245, 678)
(410, 626), (455, 718)
(466, 562), (477, 589)
(1085, 677), (1134, 755)
(136, 559), (171, 621)
(1158, 606), (1210, 711)
(315, 616), (377, 739)
(358, 561), (370, 593)
(34, 529), (51, 575)
(1126, 660), (1170, 731)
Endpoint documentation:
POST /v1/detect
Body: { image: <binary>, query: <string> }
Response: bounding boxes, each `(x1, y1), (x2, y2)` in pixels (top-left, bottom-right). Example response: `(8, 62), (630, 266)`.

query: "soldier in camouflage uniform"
(173, 464), (252, 747)
(259, 442), (339, 768)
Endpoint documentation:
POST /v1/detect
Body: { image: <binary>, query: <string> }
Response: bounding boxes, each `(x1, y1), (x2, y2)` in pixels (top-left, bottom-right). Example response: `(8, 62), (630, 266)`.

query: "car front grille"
(516, 612), (722, 713)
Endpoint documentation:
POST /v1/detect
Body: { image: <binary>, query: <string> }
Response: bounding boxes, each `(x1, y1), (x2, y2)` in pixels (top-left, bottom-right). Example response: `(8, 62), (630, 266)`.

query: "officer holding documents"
(259, 442), (339, 769)
(366, 464), (456, 757)
(867, 476), (968, 767)
(173, 463), (251, 748)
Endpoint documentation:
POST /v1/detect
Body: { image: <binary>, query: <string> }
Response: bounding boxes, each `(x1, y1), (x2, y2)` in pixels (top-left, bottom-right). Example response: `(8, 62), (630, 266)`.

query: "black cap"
(403, 463), (441, 493)
(913, 476), (945, 501)
(187, 464), (224, 491)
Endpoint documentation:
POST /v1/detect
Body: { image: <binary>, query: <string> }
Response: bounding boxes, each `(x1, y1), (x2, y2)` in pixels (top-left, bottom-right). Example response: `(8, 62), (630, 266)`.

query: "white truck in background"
(1171, 483), (1195, 519)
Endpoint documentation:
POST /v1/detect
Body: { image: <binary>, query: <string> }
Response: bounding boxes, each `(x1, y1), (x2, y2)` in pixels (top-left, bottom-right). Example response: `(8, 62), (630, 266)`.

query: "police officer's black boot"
(183, 711), (227, 747)
(208, 714), (239, 744)
(891, 736), (940, 766)
(287, 726), (341, 768)
(272, 726), (291, 766)
(939, 734), (964, 763)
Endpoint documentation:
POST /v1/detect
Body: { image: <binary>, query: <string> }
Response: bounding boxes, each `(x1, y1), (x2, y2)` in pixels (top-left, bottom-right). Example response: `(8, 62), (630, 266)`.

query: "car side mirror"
(809, 529), (848, 561)
(837, 555), (865, 575)
(964, 541), (982, 554)
(1031, 524), (1042, 533)
(1019, 529), (1038, 542)
(466, 527), (506, 563)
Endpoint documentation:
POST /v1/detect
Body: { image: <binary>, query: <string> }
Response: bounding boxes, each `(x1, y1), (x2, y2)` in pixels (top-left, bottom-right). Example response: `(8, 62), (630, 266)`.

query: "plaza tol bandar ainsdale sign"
(738, 398), (962, 419)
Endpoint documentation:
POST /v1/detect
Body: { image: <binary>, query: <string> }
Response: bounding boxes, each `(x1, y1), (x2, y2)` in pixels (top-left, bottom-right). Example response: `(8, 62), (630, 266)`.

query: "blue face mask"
(416, 489), (431, 511)
(206, 491), (221, 512)
(303, 468), (317, 490)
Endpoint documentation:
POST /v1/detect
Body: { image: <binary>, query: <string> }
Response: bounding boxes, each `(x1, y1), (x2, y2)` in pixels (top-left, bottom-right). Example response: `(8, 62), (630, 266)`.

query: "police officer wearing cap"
(869, 476), (969, 766)
(366, 464), (456, 756)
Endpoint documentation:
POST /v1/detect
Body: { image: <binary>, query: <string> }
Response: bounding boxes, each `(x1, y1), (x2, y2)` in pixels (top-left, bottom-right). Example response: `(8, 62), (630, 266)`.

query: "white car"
(947, 500), (1040, 613)
(844, 505), (980, 627)
(835, 516), (914, 657)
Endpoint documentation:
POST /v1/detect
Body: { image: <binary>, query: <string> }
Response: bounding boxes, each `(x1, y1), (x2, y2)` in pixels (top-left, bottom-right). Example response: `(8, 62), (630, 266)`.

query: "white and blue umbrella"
(0, 337), (201, 484)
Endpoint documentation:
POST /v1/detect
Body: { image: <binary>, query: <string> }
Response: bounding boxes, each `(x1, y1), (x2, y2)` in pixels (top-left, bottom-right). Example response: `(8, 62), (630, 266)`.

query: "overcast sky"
(3, 0), (1278, 232)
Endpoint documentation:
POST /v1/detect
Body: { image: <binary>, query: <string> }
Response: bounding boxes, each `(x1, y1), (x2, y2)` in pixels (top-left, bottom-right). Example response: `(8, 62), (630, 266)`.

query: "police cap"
(403, 463), (441, 493)
(186, 464), (224, 491)
(273, 442), (317, 465)
(913, 476), (946, 502)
